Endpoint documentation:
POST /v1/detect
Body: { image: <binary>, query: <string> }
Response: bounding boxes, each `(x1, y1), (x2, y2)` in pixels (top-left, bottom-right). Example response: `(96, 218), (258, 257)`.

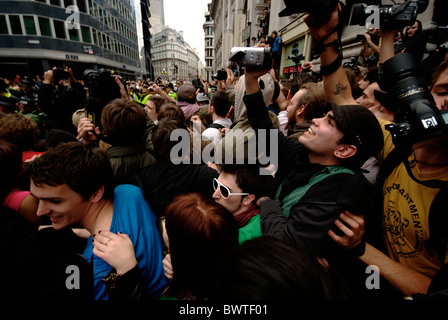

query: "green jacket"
(238, 214), (262, 245)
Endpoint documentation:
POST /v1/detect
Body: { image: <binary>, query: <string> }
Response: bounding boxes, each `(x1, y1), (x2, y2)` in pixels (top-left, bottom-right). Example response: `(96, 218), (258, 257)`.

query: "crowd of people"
(2, 4), (448, 304)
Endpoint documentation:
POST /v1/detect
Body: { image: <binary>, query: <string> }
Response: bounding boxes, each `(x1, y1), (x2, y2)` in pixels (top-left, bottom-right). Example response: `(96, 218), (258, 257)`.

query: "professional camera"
(364, 54), (379, 66)
(343, 56), (362, 74)
(288, 47), (305, 66)
(228, 47), (272, 70)
(381, 52), (448, 147)
(279, 0), (340, 26)
(83, 68), (123, 127)
(349, 0), (428, 31)
(192, 77), (204, 93)
(212, 69), (228, 81)
(53, 68), (70, 82)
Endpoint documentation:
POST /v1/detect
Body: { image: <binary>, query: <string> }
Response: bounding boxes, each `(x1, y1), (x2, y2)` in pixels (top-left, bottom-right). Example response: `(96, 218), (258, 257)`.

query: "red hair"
(164, 193), (239, 299)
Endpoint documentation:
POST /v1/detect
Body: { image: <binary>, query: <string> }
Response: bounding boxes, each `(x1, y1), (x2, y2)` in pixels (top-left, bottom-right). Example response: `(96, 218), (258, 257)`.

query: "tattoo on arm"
(333, 83), (348, 96)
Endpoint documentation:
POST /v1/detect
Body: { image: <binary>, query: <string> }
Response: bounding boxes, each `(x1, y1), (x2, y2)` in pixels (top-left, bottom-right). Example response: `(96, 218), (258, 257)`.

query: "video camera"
(83, 68), (123, 128)
(350, 0), (429, 31)
(288, 47), (305, 66)
(228, 47), (273, 70)
(381, 52), (448, 147)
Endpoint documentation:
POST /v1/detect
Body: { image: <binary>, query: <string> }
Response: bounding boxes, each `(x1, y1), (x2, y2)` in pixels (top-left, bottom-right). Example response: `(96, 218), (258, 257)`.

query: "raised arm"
(304, 4), (356, 106)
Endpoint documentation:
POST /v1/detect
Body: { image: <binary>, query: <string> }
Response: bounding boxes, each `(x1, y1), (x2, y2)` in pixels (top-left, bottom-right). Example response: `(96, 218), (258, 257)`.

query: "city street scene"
(1, 0), (448, 312)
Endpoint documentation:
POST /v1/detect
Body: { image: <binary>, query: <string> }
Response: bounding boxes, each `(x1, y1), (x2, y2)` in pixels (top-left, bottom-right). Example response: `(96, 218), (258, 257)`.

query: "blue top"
(272, 36), (280, 52)
(83, 184), (168, 300)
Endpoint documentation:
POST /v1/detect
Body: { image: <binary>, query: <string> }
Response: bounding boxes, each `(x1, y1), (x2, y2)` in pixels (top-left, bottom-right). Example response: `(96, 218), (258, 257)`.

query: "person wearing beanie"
(242, 61), (384, 298)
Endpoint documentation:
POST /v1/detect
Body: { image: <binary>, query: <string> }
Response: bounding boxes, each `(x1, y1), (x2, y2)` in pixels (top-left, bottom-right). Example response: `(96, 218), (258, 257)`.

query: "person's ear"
(243, 194), (256, 206)
(334, 144), (357, 159)
(89, 185), (105, 203)
(296, 105), (305, 118)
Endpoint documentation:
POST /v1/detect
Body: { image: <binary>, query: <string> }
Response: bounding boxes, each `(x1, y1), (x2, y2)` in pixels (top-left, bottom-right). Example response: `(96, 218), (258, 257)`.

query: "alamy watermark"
(65, 5), (80, 30)
(169, 123), (279, 176)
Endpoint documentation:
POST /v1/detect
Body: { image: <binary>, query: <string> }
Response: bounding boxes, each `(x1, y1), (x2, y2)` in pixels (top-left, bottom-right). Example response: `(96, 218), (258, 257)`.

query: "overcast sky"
(163, 0), (211, 64)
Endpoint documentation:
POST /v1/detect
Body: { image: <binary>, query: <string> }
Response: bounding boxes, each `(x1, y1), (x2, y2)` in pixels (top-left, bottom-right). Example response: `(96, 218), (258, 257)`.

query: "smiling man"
(27, 142), (167, 300)
(242, 65), (384, 297)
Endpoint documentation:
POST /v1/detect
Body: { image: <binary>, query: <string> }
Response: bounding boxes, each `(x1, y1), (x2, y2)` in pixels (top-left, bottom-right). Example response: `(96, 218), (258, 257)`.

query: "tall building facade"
(210, 0), (439, 79)
(151, 26), (202, 82)
(0, 0), (141, 80)
(203, 2), (214, 81)
(148, 0), (164, 34)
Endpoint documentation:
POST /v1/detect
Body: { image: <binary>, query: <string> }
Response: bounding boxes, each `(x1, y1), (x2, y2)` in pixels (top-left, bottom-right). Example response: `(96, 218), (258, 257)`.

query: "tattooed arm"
(304, 5), (357, 106)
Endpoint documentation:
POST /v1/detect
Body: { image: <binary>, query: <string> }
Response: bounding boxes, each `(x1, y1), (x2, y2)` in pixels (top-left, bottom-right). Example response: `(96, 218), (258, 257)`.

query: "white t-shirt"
(202, 118), (233, 143)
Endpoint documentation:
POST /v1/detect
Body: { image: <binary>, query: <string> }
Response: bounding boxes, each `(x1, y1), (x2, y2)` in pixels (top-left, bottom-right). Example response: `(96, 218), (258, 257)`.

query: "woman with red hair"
(94, 192), (239, 300)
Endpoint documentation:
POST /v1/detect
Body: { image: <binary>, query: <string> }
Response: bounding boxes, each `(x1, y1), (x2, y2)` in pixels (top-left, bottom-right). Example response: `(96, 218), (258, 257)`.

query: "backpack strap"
(207, 123), (225, 130)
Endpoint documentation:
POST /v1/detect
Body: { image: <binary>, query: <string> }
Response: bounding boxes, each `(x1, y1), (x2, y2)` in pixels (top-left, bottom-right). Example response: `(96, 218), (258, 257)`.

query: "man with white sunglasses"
(212, 164), (275, 245)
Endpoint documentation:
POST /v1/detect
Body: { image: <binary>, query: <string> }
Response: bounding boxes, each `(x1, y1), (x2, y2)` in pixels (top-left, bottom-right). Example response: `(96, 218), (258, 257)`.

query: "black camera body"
(364, 54), (379, 66)
(343, 56), (362, 74)
(83, 68), (122, 127)
(381, 53), (447, 147)
(53, 68), (70, 82)
(192, 77), (203, 93)
(350, 0), (428, 31)
(214, 69), (228, 81)
(228, 47), (272, 70)
(279, 0), (340, 26)
(288, 47), (305, 66)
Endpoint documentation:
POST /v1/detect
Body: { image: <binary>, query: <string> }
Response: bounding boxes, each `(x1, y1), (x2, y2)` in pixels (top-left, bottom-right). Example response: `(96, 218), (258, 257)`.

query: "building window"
(81, 25), (91, 43)
(54, 20), (66, 39)
(9, 15), (22, 35)
(77, 0), (87, 13)
(68, 27), (79, 41)
(0, 16), (8, 34)
(38, 17), (52, 37)
(64, 0), (73, 8)
(23, 16), (37, 35)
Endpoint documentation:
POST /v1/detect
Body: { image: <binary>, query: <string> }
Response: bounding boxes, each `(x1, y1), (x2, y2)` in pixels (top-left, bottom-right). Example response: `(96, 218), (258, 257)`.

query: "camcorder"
(381, 52), (448, 148)
(349, 0), (429, 31)
(228, 47), (272, 70)
(83, 68), (123, 128)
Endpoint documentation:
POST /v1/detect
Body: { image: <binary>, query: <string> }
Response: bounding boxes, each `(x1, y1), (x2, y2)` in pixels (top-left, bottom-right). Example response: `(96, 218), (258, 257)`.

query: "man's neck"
(414, 143), (448, 172)
(81, 199), (114, 235)
(212, 113), (225, 122)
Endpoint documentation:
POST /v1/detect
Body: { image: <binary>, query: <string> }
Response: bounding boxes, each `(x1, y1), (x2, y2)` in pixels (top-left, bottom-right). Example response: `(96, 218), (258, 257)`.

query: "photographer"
(305, 4), (448, 297)
(37, 67), (86, 136)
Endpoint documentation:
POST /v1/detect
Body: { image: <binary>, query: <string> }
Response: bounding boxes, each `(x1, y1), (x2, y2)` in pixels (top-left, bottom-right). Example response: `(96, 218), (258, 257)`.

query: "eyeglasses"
(213, 178), (249, 199)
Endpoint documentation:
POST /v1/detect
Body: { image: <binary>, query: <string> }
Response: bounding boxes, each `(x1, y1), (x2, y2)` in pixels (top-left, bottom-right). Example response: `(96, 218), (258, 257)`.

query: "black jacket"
(244, 90), (385, 298)
(126, 161), (219, 218)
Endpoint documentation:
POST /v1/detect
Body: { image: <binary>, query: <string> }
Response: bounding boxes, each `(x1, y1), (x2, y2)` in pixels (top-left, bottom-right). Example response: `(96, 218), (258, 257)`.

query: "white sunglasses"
(213, 178), (249, 199)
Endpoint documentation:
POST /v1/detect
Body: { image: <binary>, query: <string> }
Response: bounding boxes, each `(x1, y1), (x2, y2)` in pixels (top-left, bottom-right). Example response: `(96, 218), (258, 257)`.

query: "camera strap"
(402, 155), (448, 189)
(382, 147), (448, 189)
